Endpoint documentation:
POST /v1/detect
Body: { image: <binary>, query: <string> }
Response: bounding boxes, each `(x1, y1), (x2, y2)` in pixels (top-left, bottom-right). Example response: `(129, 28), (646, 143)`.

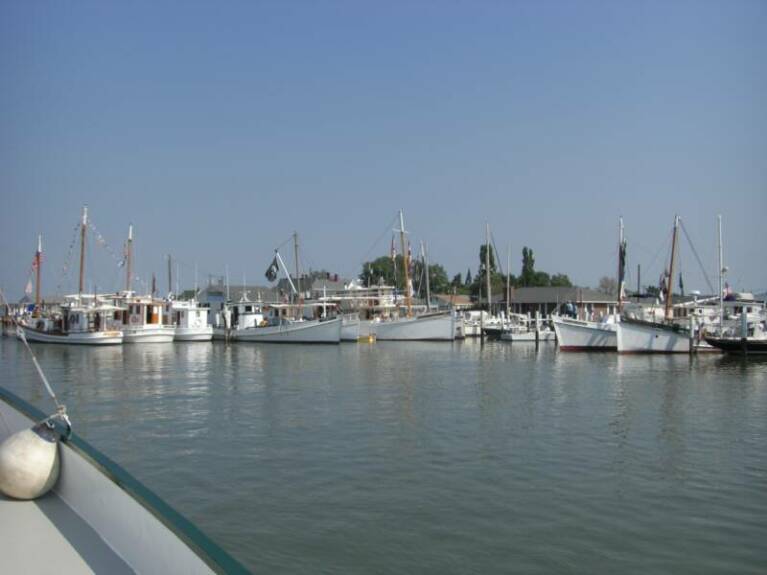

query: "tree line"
(360, 245), (572, 298)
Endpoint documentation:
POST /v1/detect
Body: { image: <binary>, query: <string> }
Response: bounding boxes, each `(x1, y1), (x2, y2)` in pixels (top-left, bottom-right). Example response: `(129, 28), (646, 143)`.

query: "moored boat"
(373, 311), (455, 341)
(552, 316), (617, 350)
(168, 298), (213, 342)
(112, 293), (175, 343)
(616, 316), (691, 353)
(19, 302), (124, 345)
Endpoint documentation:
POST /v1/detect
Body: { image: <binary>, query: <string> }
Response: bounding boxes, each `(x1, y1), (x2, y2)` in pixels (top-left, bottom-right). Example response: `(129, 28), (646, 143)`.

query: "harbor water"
(1, 337), (766, 573)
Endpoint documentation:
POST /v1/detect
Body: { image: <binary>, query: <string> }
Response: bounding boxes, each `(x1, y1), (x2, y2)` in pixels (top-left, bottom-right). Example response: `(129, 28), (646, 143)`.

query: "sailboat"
(220, 237), (341, 344)
(373, 211), (455, 341)
(703, 216), (767, 354)
(616, 215), (692, 353)
(551, 218), (625, 351)
(111, 225), (175, 343)
(18, 208), (124, 345)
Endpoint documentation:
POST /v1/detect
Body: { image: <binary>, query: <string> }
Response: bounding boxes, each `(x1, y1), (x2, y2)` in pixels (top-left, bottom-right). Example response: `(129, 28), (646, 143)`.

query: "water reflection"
(2, 336), (766, 574)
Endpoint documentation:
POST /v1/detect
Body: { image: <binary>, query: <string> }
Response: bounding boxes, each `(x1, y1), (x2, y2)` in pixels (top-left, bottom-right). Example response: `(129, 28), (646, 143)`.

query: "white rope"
(0, 289), (69, 430)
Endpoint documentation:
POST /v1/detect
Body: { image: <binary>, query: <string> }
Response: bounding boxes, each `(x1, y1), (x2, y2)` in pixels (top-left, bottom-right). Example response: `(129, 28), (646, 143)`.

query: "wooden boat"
(17, 215), (123, 345)
(552, 316), (616, 350)
(19, 302), (123, 345)
(555, 218), (626, 352)
(216, 296), (341, 343)
(169, 298), (214, 341)
(374, 311), (455, 341)
(372, 211), (455, 341)
(617, 215), (693, 354)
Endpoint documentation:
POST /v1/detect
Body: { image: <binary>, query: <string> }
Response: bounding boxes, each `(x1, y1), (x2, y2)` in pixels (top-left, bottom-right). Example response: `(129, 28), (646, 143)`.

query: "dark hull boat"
(703, 336), (767, 355)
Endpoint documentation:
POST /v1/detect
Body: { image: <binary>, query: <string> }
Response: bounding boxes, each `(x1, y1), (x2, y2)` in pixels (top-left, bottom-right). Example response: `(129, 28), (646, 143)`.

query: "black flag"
(265, 257), (279, 282)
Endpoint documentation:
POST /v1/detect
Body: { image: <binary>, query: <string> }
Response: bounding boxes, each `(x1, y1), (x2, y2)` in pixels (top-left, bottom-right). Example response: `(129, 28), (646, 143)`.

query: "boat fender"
(0, 420), (61, 500)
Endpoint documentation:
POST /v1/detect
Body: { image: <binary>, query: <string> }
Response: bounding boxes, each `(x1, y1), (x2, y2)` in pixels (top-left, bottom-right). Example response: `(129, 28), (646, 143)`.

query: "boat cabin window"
(245, 305), (253, 313)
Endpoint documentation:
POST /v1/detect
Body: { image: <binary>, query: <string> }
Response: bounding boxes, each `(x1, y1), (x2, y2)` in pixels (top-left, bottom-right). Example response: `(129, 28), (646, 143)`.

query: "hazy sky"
(1, 0), (765, 299)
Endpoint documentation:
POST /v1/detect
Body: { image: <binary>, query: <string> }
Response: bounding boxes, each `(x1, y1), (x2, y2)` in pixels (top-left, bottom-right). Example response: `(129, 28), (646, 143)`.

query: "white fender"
(0, 422), (60, 500)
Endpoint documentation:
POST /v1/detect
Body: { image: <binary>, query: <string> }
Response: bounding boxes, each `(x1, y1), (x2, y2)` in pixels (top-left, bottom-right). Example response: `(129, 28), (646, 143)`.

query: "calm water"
(2, 336), (766, 574)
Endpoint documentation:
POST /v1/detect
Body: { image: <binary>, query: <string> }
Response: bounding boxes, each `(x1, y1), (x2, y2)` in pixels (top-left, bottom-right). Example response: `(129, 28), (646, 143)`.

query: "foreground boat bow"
(0, 387), (249, 574)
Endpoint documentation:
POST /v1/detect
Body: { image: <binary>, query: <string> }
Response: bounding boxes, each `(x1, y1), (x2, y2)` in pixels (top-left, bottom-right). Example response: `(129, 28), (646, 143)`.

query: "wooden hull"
(123, 326), (175, 344)
(174, 326), (214, 342)
(374, 313), (455, 341)
(552, 317), (617, 351)
(617, 319), (690, 353)
(500, 329), (556, 342)
(341, 317), (360, 341)
(234, 318), (341, 343)
(19, 325), (123, 345)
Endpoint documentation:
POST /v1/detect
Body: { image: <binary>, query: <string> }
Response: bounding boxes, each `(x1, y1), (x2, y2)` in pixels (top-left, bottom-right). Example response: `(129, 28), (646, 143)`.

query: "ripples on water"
(2, 338), (766, 574)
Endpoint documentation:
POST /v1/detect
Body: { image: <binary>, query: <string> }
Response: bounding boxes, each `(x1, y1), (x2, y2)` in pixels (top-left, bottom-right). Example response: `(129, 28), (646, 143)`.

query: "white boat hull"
(463, 322), (482, 337)
(18, 326), (123, 345)
(234, 318), (341, 343)
(173, 326), (213, 342)
(122, 326), (175, 344)
(500, 329), (556, 342)
(552, 317), (617, 351)
(616, 320), (690, 353)
(341, 318), (360, 341)
(374, 313), (455, 341)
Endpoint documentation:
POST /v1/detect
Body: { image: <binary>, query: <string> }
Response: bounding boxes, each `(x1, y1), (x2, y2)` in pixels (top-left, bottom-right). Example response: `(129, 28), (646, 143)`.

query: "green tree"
(550, 273), (573, 287)
(451, 273), (463, 288)
(479, 244), (497, 276)
(465, 268), (472, 286)
(360, 255), (405, 289)
(413, 260), (449, 294)
(532, 271), (551, 287)
(521, 247), (536, 286)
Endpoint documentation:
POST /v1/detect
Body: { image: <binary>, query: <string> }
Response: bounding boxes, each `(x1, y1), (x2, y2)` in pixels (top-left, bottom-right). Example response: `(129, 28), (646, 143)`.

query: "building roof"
(509, 286), (616, 304)
(434, 294), (472, 307)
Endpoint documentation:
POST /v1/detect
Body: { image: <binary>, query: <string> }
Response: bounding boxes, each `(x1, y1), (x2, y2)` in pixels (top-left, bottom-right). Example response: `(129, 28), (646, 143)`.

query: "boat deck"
(0, 486), (132, 574)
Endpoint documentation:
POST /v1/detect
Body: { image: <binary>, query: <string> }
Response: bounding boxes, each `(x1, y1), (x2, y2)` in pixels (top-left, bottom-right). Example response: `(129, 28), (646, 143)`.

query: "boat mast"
(167, 254), (172, 297)
(718, 215), (724, 335)
(617, 217), (625, 313)
(665, 215), (680, 321)
(225, 264), (230, 302)
(34, 234), (42, 317)
(293, 231), (302, 308)
(78, 206), (88, 298)
(422, 241), (431, 311)
(398, 210), (412, 317)
(485, 223), (491, 316)
(125, 224), (133, 293)
(506, 242), (511, 319)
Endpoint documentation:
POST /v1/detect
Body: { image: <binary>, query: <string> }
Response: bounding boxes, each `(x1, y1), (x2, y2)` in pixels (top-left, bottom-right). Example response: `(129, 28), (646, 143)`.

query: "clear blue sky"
(1, 0), (765, 298)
